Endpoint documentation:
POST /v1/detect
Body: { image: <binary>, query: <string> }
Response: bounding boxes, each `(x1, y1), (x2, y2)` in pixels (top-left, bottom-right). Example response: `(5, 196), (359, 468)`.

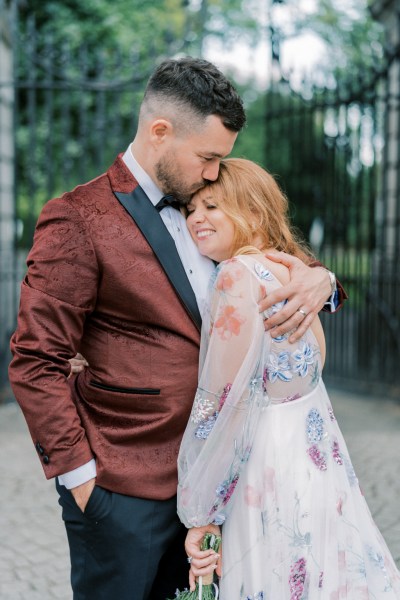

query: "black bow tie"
(155, 195), (181, 212)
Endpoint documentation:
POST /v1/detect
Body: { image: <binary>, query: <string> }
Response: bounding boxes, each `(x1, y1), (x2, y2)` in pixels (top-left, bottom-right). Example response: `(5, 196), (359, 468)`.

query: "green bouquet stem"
(168, 532), (222, 600)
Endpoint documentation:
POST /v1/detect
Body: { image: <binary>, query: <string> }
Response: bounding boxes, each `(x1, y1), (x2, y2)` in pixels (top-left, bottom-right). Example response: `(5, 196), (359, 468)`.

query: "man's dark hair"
(143, 56), (246, 132)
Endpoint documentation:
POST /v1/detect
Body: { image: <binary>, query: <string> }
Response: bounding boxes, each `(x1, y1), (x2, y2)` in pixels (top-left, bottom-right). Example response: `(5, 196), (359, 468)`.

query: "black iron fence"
(0, 9), (157, 397)
(264, 38), (400, 393)
(1, 4), (399, 398)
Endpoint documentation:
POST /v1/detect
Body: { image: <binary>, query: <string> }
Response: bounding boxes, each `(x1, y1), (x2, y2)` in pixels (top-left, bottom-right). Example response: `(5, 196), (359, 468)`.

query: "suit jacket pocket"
(89, 379), (160, 395)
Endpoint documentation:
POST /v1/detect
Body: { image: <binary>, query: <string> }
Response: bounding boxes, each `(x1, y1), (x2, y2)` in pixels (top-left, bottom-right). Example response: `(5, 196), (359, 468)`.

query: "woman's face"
(186, 190), (236, 262)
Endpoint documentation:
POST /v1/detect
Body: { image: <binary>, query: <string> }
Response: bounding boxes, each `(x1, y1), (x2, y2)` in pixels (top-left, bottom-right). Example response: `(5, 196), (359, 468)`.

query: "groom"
(9, 57), (345, 600)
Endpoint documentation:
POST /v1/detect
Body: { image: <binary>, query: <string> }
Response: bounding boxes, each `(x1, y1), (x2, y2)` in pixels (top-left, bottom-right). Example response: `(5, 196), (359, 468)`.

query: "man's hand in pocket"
(71, 478), (96, 512)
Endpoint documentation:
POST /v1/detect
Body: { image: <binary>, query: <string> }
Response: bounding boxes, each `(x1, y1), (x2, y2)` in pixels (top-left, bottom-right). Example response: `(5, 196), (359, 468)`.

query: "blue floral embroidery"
(306, 408), (324, 443)
(212, 513), (226, 525)
(208, 473), (240, 517)
(292, 341), (315, 378)
(367, 546), (385, 570)
(366, 546), (392, 591)
(271, 332), (287, 342)
(195, 413), (218, 439)
(266, 351), (293, 383)
(342, 454), (358, 486)
(264, 299), (287, 322)
(254, 262), (274, 281)
(310, 362), (320, 386)
(270, 300), (286, 314)
(245, 592), (264, 600)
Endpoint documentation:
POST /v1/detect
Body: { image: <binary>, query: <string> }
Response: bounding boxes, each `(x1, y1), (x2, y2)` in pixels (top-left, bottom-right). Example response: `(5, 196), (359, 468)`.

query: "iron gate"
(264, 32), (400, 393)
(1, 3), (400, 398)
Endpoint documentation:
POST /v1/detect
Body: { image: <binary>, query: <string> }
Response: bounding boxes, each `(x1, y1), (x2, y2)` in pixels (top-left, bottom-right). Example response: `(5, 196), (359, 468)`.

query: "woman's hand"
(68, 353), (89, 378)
(185, 525), (222, 591)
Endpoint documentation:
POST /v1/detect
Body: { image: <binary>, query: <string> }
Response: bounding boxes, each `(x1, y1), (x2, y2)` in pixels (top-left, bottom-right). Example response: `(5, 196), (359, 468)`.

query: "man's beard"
(155, 155), (205, 205)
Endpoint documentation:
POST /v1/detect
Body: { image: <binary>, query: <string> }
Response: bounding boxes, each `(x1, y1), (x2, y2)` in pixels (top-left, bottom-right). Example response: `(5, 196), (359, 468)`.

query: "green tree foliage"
(14, 0), (384, 247)
(18, 0), (188, 59)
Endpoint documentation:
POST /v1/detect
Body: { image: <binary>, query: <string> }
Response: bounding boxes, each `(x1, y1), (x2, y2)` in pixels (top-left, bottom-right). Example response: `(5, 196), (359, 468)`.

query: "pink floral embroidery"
(289, 557), (307, 600)
(263, 466), (276, 494)
(218, 383), (232, 410)
(332, 440), (343, 465)
(327, 405), (336, 421)
(209, 473), (240, 518)
(216, 263), (243, 291)
(284, 393), (302, 403)
(214, 305), (246, 340)
(216, 474), (239, 506)
(244, 485), (262, 508)
(223, 476), (239, 505)
(307, 444), (327, 470)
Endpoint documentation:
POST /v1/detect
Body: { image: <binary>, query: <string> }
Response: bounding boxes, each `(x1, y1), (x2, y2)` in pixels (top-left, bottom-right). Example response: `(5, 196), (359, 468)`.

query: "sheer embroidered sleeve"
(177, 257), (269, 528)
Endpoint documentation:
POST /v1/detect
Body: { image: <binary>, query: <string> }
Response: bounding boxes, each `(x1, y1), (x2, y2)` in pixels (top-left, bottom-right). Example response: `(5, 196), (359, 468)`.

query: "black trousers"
(56, 482), (189, 600)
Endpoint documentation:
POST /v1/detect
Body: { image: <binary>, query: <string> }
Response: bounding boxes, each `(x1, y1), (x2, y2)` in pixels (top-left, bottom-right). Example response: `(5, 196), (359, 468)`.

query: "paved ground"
(0, 386), (399, 600)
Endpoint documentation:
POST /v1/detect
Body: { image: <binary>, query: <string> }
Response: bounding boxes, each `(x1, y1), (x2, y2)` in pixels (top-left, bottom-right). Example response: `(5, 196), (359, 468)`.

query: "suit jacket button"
(35, 442), (44, 455)
(43, 455), (50, 464)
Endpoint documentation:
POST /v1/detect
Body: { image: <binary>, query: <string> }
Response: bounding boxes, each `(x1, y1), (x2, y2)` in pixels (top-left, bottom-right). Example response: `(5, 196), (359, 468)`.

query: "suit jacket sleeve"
(9, 195), (99, 478)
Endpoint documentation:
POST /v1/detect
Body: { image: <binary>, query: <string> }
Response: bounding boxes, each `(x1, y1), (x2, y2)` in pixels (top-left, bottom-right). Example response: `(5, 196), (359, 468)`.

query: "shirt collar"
(122, 144), (163, 206)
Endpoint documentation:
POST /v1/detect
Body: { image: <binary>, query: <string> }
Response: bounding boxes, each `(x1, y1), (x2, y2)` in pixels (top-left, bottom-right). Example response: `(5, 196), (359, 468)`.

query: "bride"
(178, 158), (400, 599)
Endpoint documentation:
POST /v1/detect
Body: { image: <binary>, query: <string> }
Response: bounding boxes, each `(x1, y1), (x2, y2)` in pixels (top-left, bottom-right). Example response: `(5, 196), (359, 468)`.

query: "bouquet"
(169, 532), (222, 600)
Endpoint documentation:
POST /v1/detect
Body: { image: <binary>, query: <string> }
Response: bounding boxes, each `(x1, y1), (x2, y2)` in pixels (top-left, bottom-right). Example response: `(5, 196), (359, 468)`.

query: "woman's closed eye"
(186, 204), (217, 215)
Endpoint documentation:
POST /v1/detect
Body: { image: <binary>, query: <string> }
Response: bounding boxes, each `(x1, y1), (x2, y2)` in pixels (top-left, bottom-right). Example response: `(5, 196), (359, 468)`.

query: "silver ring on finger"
(297, 308), (307, 318)
(187, 556), (193, 564)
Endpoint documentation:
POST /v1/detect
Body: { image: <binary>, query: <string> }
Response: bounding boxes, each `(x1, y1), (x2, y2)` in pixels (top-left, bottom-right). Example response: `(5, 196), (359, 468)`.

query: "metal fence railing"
(263, 36), (400, 393)
(1, 4), (400, 397)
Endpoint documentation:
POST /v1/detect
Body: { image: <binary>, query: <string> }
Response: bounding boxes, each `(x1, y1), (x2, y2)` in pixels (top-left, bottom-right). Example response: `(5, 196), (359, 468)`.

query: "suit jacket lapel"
(115, 187), (202, 331)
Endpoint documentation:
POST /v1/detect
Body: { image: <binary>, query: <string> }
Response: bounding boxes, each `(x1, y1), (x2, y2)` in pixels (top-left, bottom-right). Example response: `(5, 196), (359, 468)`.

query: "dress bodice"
(177, 255), (323, 528)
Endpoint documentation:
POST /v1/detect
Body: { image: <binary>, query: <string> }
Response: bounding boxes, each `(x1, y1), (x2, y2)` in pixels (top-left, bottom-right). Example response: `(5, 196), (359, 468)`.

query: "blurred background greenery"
(1, 0), (399, 395)
(15, 0), (384, 170)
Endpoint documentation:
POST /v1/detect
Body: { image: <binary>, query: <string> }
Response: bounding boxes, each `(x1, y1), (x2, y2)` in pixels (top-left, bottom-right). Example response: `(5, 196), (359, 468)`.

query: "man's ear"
(149, 118), (174, 147)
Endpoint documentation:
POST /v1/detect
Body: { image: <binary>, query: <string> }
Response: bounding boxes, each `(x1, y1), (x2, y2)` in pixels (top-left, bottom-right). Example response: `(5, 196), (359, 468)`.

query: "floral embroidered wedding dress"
(177, 255), (400, 600)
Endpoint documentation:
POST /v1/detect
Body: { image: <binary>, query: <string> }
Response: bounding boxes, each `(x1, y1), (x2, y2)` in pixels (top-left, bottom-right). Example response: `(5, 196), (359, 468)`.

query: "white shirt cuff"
(58, 459), (97, 489)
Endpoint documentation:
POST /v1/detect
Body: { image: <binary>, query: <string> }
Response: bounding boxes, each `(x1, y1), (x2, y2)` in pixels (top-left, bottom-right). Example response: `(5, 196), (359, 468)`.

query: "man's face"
(154, 115), (237, 205)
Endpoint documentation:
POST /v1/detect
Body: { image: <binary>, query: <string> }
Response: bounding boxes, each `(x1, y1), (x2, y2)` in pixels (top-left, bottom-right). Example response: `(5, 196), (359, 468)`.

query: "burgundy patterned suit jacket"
(9, 155), (201, 500)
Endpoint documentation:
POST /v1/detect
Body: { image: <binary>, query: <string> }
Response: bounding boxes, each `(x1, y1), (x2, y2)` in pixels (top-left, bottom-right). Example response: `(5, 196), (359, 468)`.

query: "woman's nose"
(193, 209), (206, 222)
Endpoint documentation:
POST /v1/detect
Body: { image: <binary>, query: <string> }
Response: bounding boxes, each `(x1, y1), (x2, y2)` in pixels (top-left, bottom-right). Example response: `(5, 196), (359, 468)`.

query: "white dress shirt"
(58, 145), (215, 489)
